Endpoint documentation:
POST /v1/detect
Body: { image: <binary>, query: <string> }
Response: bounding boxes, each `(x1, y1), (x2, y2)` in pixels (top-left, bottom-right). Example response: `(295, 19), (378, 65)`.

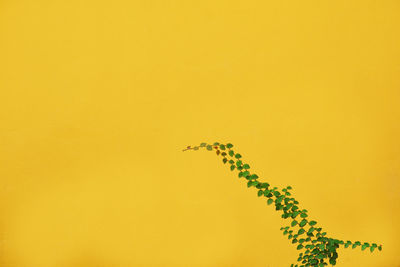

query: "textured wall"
(0, 1), (399, 266)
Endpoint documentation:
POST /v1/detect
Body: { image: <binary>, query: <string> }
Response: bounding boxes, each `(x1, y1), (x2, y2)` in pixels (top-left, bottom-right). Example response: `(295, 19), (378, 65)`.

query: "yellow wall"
(1, 1), (399, 266)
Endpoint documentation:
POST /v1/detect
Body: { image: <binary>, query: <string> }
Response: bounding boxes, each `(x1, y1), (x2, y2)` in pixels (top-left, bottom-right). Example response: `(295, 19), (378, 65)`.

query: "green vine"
(183, 142), (383, 267)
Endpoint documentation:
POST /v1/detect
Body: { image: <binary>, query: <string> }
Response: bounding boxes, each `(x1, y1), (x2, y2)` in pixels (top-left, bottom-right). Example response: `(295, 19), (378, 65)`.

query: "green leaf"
(238, 172), (243, 178)
(243, 164), (250, 169)
(226, 143), (233, 149)
(298, 229), (305, 235)
(273, 191), (280, 197)
(297, 244), (304, 250)
(307, 227), (315, 234)
(229, 159), (234, 164)
(318, 244), (324, 250)
(292, 211), (301, 219)
(236, 160), (242, 167)
(206, 145), (212, 150)
(222, 158), (228, 164)
(200, 143), (207, 147)
(251, 174), (259, 179)
(219, 144), (226, 150)
(221, 152), (227, 156)
(299, 219), (307, 227)
(362, 243), (370, 251)
(308, 221), (317, 226)
(230, 165), (236, 171)
(235, 154), (242, 159)
(370, 246), (375, 252)
(352, 244), (357, 249)
(229, 150), (234, 157)
(287, 186), (292, 190)
(213, 142), (220, 146)
(276, 195), (285, 204)
(257, 190), (263, 197)
(267, 198), (274, 205)
(247, 181), (259, 187)
(300, 213), (308, 218)
(242, 171), (250, 177)
(291, 220), (298, 227)
(378, 245), (382, 251)
(355, 241), (361, 245)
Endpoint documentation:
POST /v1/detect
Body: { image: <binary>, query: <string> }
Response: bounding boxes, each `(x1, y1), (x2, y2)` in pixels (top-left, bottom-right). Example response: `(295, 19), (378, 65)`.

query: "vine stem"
(183, 142), (383, 266)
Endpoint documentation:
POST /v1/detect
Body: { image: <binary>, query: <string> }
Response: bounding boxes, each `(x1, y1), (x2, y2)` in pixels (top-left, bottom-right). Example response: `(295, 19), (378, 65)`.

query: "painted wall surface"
(0, 1), (399, 266)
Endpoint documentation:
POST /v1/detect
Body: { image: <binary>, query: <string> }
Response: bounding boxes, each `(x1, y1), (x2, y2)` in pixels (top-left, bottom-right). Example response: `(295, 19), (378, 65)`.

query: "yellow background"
(1, 1), (399, 266)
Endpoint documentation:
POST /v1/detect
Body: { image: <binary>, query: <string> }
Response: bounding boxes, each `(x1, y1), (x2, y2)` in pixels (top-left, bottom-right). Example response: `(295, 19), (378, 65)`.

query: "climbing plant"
(183, 142), (383, 267)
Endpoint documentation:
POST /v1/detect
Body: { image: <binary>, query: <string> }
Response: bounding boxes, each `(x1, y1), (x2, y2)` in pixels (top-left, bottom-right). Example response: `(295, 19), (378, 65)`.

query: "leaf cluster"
(184, 142), (383, 266)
